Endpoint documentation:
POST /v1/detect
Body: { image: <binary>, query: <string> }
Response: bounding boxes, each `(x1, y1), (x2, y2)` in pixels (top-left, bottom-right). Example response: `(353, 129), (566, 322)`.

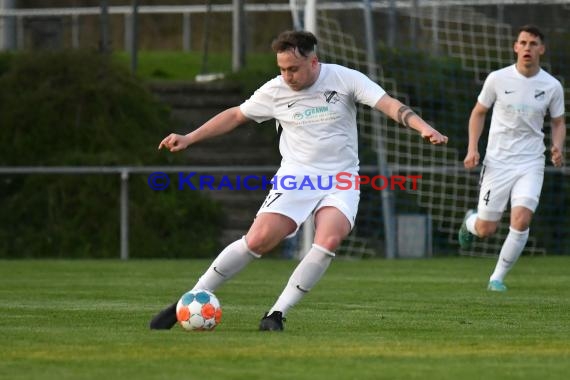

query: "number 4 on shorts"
(483, 190), (490, 206)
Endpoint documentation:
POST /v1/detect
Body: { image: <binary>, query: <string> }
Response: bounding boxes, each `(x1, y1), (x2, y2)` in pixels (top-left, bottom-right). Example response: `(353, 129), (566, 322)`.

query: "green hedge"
(0, 51), (223, 258)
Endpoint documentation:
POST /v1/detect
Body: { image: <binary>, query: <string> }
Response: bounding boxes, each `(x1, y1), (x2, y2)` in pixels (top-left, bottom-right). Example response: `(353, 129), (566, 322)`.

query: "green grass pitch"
(1, 257), (568, 380)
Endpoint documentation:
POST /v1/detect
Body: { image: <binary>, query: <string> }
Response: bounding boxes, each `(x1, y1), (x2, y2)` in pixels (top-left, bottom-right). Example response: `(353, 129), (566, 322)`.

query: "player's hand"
(158, 133), (190, 152)
(463, 150), (480, 169)
(421, 127), (448, 145)
(550, 145), (564, 167)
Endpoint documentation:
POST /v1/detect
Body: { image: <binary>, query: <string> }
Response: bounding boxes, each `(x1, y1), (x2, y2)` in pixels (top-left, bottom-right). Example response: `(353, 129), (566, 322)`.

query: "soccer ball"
(176, 289), (222, 331)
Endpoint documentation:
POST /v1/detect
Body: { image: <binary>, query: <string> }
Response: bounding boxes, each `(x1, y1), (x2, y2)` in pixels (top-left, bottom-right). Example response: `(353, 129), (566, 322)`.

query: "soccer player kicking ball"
(458, 25), (566, 292)
(151, 30), (448, 331)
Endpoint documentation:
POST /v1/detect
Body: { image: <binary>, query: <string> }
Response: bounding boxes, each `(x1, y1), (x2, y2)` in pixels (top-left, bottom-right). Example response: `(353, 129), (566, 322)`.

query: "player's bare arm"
(550, 115), (566, 167)
(375, 95), (448, 145)
(158, 106), (249, 152)
(464, 102), (488, 169)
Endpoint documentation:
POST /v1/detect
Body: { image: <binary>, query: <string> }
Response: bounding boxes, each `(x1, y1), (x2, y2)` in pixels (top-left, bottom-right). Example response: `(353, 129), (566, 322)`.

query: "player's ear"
(311, 54), (318, 67)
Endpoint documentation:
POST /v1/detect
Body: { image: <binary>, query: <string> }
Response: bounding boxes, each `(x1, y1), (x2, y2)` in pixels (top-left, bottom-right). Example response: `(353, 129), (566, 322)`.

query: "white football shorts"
(256, 168), (360, 235)
(477, 164), (544, 221)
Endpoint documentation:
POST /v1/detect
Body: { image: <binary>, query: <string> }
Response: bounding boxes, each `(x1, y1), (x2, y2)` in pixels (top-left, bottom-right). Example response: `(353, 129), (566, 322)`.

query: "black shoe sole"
(259, 311), (284, 331)
(149, 301), (178, 330)
(259, 322), (283, 331)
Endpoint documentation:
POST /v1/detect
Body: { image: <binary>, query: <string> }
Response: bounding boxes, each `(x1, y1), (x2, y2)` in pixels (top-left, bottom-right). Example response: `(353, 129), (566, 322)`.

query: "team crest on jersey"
(534, 89), (545, 100)
(324, 90), (340, 104)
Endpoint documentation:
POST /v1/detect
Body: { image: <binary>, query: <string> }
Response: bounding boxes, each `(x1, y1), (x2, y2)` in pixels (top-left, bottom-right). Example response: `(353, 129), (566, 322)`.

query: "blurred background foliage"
(0, 51), (224, 258)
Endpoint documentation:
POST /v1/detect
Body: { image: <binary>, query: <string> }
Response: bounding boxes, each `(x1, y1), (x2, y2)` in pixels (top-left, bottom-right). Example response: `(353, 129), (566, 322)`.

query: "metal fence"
(2, 165), (568, 259)
(0, 165), (279, 259)
(1, 1), (565, 52)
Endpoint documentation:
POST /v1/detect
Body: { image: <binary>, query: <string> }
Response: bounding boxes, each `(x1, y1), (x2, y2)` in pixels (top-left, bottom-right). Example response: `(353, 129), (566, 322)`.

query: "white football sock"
(192, 236), (260, 292)
(489, 227), (529, 282)
(466, 213), (478, 236)
(268, 244), (335, 316)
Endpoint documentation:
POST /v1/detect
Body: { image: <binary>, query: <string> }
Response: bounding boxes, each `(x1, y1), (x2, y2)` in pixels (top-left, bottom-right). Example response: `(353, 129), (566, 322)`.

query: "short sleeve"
(239, 78), (278, 123)
(477, 71), (497, 108)
(549, 81), (565, 118)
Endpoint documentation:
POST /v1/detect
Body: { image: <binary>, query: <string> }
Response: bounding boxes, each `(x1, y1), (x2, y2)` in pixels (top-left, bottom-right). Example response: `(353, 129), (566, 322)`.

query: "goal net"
(290, 0), (570, 258)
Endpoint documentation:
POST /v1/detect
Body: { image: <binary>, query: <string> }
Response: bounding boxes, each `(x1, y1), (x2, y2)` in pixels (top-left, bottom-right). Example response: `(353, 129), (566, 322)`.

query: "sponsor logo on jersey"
(324, 90), (340, 104)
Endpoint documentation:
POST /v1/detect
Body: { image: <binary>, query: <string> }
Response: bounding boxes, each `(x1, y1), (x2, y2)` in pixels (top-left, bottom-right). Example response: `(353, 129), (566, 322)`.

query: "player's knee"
(245, 234), (269, 254)
(314, 235), (343, 251)
(510, 220), (530, 231)
(245, 228), (281, 255)
(510, 212), (532, 231)
(476, 222), (498, 238)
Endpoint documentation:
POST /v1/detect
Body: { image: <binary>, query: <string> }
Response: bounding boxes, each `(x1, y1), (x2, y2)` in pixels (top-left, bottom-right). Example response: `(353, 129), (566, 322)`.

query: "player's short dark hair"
(517, 24), (545, 42)
(271, 30), (318, 57)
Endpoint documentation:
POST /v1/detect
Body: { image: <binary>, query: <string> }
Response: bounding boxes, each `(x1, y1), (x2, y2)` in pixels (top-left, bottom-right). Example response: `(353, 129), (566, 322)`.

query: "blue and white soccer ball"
(176, 289), (222, 331)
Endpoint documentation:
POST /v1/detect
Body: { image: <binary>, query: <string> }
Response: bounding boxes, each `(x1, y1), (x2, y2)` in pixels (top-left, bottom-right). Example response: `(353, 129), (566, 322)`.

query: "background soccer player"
(459, 25), (566, 292)
(152, 30), (448, 331)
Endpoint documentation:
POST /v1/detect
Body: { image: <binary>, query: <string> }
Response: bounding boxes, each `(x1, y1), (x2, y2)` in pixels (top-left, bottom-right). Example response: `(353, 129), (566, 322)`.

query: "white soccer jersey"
(478, 64), (565, 168)
(240, 63), (386, 175)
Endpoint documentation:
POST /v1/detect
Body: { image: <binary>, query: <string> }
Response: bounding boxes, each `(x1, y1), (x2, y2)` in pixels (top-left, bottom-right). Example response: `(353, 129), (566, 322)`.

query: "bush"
(0, 50), (223, 258)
